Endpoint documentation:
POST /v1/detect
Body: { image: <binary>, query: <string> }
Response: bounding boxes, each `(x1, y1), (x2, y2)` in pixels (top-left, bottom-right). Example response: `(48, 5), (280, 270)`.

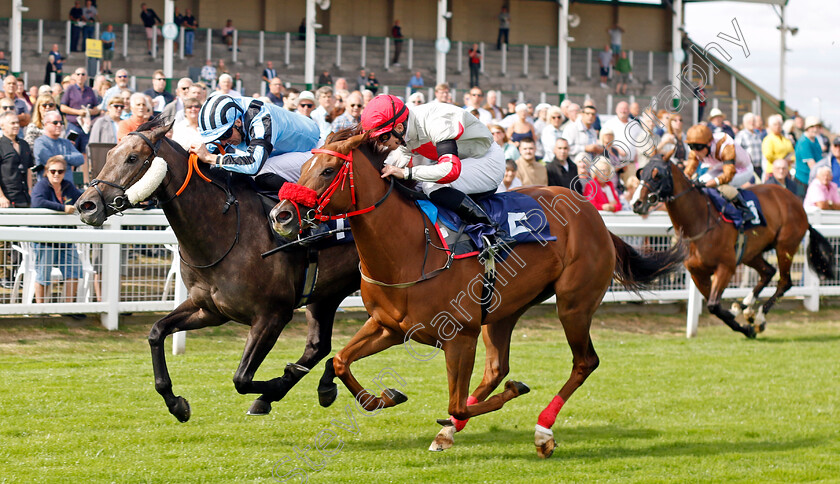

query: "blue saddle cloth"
(417, 192), (556, 258)
(702, 188), (765, 230)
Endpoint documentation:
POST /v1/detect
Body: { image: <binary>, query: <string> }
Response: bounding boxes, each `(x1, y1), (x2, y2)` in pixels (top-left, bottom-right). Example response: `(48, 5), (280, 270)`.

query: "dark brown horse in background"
(270, 131), (684, 457)
(633, 154), (834, 337)
(76, 119), (360, 421)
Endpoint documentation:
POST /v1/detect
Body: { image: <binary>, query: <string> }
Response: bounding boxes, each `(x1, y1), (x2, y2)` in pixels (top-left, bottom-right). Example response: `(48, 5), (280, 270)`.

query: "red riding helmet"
(360, 94), (409, 138)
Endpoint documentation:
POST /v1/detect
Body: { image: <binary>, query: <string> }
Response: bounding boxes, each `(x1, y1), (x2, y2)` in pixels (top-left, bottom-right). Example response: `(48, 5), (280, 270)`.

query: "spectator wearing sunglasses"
(172, 97), (203, 150)
(30, 155), (84, 305)
(144, 69), (175, 116)
(296, 91), (316, 118)
(160, 77), (194, 124)
(100, 69), (130, 110)
(330, 91), (364, 133)
(24, 95), (60, 147)
(33, 111), (84, 185)
(90, 97), (125, 144)
(59, 67), (100, 152)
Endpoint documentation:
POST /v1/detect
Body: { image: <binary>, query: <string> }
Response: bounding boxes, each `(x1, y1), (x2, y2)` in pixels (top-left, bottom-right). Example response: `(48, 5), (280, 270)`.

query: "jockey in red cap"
(361, 94), (514, 253)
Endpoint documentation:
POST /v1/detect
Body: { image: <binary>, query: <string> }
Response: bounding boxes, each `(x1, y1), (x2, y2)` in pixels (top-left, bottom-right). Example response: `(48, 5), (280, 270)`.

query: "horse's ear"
(662, 148), (675, 164)
(349, 131), (370, 148)
(149, 121), (175, 142)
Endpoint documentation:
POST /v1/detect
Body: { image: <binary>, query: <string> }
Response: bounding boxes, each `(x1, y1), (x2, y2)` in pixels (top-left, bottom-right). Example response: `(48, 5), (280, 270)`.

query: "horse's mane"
(324, 126), (388, 170)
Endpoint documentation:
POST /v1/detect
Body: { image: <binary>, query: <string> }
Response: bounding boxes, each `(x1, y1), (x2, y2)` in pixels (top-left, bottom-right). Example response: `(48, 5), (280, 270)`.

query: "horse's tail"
(807, 225), (835, 279)
(610, 232), (686, 293)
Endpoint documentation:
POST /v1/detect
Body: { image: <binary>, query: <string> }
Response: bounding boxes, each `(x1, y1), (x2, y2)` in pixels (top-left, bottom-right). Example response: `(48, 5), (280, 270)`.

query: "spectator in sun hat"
(793, 116), (824, 195)
(707, 107), (735, 138)
(296, 91), (316, 118)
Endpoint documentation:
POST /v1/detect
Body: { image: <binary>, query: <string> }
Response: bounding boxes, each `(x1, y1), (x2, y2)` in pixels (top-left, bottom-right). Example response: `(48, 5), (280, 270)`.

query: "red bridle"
(278, 148), (393, 232)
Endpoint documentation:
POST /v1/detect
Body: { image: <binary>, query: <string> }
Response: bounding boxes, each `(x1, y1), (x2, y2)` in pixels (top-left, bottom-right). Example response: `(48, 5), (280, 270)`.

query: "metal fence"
(3, 209), (840, 340)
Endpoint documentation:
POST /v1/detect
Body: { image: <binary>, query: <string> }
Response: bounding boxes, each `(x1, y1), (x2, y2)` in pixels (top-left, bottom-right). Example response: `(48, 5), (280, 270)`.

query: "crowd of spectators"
(2, 7), (839, 296)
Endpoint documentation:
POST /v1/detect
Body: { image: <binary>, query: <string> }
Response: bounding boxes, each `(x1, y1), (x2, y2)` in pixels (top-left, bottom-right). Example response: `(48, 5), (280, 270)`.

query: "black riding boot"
(430, 187), (516, 255)
(453, 194), (517, 255)
(730, 192), (754, 222)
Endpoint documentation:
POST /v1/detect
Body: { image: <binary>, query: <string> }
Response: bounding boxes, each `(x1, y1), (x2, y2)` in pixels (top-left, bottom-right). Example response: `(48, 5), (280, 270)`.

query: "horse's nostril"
(276, 211), (291, 222)
(79, 200), (97, 213)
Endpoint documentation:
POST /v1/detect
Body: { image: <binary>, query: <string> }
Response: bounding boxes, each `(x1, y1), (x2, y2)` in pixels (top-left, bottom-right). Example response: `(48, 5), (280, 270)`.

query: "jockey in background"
(190, 94), (320, 191)
(684, 124), (755, 219)
(362, 94), (515, 251)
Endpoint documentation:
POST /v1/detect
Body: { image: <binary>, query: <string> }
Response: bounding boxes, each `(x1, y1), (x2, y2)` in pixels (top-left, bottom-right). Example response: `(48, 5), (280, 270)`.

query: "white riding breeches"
(421, 142), (505, 195)
(258, 151), (313, 184)
(698, 166), (755, 188)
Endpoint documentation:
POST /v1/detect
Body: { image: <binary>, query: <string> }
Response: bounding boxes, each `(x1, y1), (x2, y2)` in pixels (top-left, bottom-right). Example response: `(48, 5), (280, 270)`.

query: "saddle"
(702, 188), (765, 230)
(416, 191), (556, 261)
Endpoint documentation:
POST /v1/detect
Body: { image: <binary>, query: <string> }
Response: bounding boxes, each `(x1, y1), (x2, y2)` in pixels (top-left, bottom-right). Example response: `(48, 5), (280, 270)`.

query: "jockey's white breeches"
(698, 166), (755, 188)
(259, 151), (313, 183)
(420, 142), (505, 195)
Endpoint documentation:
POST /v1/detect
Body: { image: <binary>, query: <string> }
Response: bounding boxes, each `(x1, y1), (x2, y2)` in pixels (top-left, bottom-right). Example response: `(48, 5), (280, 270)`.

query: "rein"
(278, 148), (394, 230)
(95, 132), (240, 269)
(279, 146), (453, 288)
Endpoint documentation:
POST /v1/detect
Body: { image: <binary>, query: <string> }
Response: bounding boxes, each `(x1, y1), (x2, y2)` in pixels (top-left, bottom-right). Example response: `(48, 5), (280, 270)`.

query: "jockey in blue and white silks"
(192, 93), (320, 190)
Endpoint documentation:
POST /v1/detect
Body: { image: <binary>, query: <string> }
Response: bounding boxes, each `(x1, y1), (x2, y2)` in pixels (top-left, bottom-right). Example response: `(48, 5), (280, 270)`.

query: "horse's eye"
(127, 154), (138, 163)
(321, 167), (335, 177)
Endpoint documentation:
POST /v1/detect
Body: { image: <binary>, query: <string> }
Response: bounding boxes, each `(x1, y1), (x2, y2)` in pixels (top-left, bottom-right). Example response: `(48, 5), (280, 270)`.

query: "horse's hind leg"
(739, 255), (777, 326)
(149, 299), (229, 422)
(533, 289), (601, 459)
(231, 311), (294, 415)
(754, 244), (797, 333)
(431, 314), (521, 451)
(250, 299), (342, 415)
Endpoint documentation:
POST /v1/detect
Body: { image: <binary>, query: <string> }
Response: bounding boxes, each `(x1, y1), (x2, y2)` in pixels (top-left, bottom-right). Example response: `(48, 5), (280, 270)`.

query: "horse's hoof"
(384, 388), (408, 406)
(743, 325), (757, 339)
(171, 396), (191, 423)
(429, 424), (456, 451)
(535, 425), (555, 459)
(247, 399), (271, 416)
(436, 418), (455, 427)
(507, 380), (531, 396)
(318, 383), (338, 408)
(757, 322), (766, 333)
(743, 307), (756, 321)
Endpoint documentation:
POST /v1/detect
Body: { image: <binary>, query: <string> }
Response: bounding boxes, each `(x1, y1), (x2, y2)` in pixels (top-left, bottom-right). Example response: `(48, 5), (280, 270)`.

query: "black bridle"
(91, 131), (241, 269)
(639, 159), (720, 242)
(89, 131), (162, 213)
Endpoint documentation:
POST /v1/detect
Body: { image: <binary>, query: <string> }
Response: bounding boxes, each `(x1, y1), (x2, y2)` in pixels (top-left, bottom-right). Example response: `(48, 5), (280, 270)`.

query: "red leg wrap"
(537, 395), (565, 429)
(449, 395), (479, 432)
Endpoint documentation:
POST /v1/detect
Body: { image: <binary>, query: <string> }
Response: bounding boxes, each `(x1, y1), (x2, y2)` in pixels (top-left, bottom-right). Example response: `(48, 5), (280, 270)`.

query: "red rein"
(278, 148), (379, 231)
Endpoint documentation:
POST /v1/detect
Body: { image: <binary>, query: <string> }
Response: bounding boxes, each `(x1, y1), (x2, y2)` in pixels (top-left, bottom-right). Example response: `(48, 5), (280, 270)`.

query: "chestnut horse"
(633, 155), (834, 337)
(270, 131), (684, 458)
(76, 119), (360, 421)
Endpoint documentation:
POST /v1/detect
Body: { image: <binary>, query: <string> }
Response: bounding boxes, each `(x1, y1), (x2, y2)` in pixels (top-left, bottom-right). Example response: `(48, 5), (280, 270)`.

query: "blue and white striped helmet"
(198, 94), (244, 143)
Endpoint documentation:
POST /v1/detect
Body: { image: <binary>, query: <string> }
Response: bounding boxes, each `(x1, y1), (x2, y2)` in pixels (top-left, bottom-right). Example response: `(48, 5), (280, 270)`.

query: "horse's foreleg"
(741, 255), (777, 324)
(332, 317), (407, 412)
(445, 315), (518, 434)
(149, 299), (228, 422)
(707, 265), (756, 338)
(430, 333), (529, 452)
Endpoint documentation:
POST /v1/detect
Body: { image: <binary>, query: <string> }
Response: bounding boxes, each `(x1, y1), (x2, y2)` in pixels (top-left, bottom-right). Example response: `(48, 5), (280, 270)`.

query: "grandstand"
(1, 0), (792, 121)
